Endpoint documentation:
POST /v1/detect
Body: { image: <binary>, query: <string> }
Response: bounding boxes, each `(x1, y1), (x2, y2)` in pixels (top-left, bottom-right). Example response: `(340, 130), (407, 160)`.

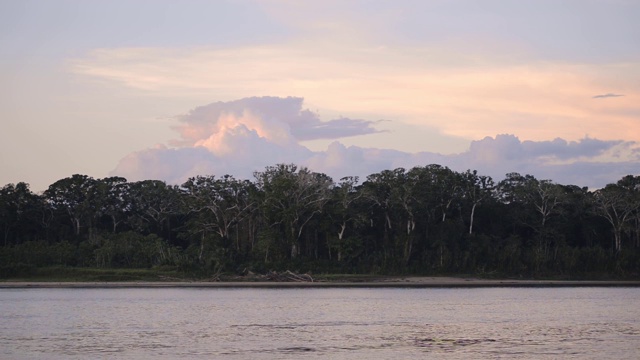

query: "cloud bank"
(111, 97), (640, 189)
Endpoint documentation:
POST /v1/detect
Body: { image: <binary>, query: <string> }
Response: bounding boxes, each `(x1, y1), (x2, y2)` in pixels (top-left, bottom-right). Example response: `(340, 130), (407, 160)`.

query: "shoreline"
(2, 277), (640, 289)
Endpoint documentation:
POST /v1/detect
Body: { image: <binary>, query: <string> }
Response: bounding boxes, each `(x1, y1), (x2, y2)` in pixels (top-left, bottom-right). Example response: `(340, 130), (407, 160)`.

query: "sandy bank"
(2, 277), (640, 289)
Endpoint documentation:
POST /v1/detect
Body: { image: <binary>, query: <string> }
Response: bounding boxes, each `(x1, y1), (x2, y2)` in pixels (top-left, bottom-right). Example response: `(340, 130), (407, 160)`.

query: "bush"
(0, 263), (36, 278)
(93, 232), (177, 268)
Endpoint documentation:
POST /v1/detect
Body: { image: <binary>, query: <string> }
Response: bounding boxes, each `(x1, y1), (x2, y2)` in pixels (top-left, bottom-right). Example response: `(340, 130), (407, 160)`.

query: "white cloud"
(171, 96), (384, 146)
(111, 98), (640, 188)
(445, 135), (640, 187)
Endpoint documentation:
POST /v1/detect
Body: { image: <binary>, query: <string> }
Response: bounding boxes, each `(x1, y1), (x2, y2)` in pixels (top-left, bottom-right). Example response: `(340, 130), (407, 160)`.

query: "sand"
(1, 277), (639, 288)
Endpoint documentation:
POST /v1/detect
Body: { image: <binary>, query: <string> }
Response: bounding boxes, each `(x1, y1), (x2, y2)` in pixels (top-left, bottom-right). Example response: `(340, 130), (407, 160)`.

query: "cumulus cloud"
(302, 135), (639, 188)
(465, 135), (627, 163)
(443, 135), (639, 187)
(171, 97), (385, 146)
(111, 98), (640, 189)
(593, 93), (625, 98)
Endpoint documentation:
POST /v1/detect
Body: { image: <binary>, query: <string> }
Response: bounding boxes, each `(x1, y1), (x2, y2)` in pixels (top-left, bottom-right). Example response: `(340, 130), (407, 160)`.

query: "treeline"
(1, 164), (640, 278)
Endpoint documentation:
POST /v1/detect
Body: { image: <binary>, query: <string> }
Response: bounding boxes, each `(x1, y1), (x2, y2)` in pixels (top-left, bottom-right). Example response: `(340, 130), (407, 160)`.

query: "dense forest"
(1, 164), (639, 279)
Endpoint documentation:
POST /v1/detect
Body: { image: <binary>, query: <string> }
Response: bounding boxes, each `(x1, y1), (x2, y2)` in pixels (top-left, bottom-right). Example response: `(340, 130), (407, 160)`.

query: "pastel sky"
(1, 0), (639, 191)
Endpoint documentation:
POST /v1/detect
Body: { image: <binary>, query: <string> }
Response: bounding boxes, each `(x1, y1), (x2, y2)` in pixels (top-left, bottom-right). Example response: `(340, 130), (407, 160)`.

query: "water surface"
(1, 287), (639, 359)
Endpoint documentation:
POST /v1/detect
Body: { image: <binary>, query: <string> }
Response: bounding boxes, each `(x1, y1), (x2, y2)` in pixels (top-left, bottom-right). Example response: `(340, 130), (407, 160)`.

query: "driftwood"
(234, 268), (314, 282)
(265, 270), (314, 282)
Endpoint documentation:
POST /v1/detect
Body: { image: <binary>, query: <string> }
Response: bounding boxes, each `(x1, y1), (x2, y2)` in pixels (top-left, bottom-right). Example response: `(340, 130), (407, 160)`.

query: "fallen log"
(264, 270), (314, 282)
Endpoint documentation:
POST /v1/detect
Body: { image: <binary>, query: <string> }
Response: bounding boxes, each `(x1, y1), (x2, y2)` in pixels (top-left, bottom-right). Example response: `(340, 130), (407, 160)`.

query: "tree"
(461, 170), (494, 235)
(329, 176), (363, 262)
(392, 169), (419, 265)
(498, 173), (563, 232)
(182, 175), (255, 260)
(127, 180), (181, 240)
(44, 175), (98, 237)
(430, 165), (463, 223)
(403, 165), (464, 268)
(361, 169), (403, 263)
(498, 173), (569, 273)
(594, 178), (640, 253)
(615, 175), (640, 249)
(254, 164), (333, 259)
(0, 182), (41, 245)
(95, 177), (130, 233)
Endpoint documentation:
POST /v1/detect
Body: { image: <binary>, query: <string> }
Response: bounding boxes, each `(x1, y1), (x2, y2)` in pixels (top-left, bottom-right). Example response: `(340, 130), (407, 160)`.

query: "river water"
(1, 287), (639, 359)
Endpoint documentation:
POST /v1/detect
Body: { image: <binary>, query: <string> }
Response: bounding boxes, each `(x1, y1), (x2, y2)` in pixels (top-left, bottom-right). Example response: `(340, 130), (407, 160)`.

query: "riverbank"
(2, 277), (640, 288)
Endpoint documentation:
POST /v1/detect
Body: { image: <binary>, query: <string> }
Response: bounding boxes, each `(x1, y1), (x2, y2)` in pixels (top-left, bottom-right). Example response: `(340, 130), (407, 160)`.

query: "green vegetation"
(1, 164), (640, 281)
(0, 266), (185, 282)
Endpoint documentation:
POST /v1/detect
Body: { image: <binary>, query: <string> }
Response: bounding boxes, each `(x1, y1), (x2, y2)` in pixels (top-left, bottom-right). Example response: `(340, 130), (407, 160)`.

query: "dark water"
(1, 287), (639, 359)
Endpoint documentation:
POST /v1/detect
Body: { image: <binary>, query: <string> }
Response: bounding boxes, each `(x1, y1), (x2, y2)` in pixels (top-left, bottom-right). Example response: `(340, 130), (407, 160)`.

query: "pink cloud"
(111, 98), (640, 188)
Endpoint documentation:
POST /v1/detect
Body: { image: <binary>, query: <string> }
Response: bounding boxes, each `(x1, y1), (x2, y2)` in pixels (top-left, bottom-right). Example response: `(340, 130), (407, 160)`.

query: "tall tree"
(499, 173), (565, 269)
(362, 169), (403, 261)
(0, 182), (41, 245)
(594, 177), (640, 253)
(498, 173), (563, 232)
(330, 176), (363, 262)
(461, 170), (494, 234)
(615, 175), (640, 249)
(182, 175), (255, 258)
(95, 176), (130, 233)
(127, 180), (181, 240)
(254, 164), (333, 259)
(392, 169), (419, 265)
(44, 175), (98, 237)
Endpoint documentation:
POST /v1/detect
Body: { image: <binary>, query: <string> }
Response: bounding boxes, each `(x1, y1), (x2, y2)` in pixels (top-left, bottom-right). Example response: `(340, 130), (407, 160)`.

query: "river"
(1, 287), (639, 359)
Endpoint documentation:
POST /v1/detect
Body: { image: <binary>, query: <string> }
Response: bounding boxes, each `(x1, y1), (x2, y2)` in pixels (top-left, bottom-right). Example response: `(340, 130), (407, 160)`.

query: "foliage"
(1, 168), (639, 279)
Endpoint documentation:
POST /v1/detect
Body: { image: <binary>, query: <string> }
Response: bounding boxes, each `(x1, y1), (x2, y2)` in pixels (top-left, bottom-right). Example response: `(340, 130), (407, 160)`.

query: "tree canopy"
(1, 164), (639, 279)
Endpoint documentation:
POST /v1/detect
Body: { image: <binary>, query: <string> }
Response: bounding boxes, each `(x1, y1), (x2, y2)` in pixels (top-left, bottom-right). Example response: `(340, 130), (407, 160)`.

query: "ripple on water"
(0, 287), (639, 359)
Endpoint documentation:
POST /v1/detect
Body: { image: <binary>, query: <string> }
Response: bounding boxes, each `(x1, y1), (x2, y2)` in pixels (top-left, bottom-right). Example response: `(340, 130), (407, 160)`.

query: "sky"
(1, 0), (639, 191)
